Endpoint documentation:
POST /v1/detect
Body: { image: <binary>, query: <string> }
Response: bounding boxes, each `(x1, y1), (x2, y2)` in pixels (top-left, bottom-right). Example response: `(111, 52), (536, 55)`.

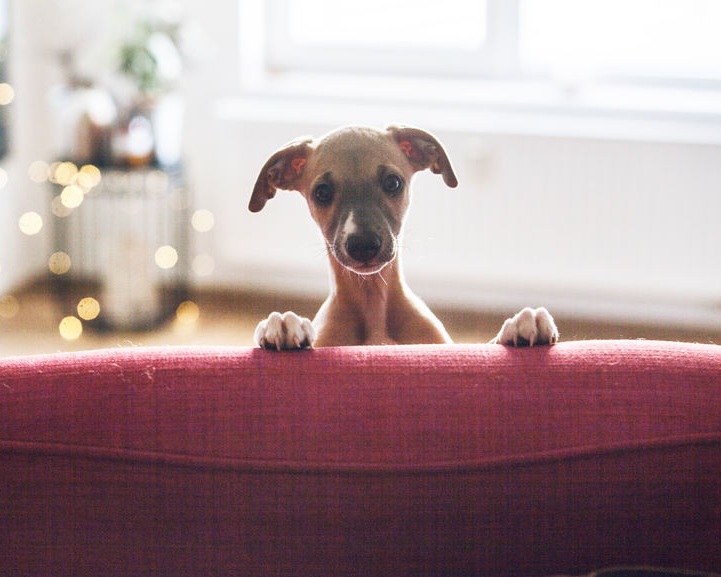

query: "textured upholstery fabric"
(1, 340), (720, 576)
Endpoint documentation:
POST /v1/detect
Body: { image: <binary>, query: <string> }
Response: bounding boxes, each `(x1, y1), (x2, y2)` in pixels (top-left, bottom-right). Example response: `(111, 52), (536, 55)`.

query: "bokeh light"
(0, 167), (8, 189)
(28, 160), (50, 183)
(48, 251), (72, 275)
(77, 164), (102, 190)
(191, 209), (215, 232)
(155, 245), (179, 269)
(60, 184), (84, 208)
(0, 295), (20, 319)
(51, 195), (74, 218)
(192, 253), (215, 277)
(77, 297), (101, 321)
(175, 300), (200, 324)
(18, 212), (43, 235)
(0, 83), (14, 106)
(50, 161), (78, 186)
(59, 316), (83, 340)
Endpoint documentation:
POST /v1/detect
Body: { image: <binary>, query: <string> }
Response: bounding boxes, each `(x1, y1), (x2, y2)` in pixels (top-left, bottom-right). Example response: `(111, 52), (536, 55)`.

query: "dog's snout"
(345, 233), (382, 263)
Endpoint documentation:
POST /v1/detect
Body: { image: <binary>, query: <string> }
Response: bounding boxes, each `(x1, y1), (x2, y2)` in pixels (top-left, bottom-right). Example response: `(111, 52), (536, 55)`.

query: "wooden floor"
(1, 282), (719, 357)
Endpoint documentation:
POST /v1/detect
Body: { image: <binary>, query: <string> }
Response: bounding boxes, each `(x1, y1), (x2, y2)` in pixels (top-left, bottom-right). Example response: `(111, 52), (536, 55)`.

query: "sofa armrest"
(1, 341), (720, 576)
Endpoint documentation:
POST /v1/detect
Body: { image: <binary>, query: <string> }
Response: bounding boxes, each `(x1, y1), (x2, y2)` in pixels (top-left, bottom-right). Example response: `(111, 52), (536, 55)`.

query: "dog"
(249, 124), (559, 349)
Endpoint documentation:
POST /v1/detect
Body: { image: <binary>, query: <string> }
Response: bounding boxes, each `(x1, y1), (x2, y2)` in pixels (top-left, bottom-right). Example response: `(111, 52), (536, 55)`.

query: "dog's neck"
(319, 255), (407, 345)
(313, 250), (451, 346)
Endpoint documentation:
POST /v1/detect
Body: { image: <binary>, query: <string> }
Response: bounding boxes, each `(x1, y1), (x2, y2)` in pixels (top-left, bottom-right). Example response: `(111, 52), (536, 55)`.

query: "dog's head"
(249, 124), (458, 275)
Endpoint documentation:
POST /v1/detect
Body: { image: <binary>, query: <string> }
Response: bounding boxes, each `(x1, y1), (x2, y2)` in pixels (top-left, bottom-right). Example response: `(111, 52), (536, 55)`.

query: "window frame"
(262, 0), (721, 90)
(264, 0), (521, 79)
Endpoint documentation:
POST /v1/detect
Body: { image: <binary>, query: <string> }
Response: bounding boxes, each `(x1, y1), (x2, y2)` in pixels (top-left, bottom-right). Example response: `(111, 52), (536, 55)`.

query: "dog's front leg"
(492, 307), (559, 347)
(254, 311), (316, 350)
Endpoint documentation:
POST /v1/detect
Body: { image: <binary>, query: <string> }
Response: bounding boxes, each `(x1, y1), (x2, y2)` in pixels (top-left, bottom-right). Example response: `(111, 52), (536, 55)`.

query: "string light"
(60, 184), (84, 208)
(9, 67), (215, 338)
(77, 297), (101, 321)
(28, 160), (50, 183)
(0, 83), (14, 106)
(59, 316), (83, 340)
(48, 251), (72, 275)
(51, 195), (74, 218)
(35, 160), (210, 333)
(155, 245), (178, 269)
(77, 164), (102, 190)
(191, 209), (215, 232)
(51, 161), (78, 186)
(175, 300), (200, 324)
(0, 295), (20, 319)
(18, 212), (43, 235)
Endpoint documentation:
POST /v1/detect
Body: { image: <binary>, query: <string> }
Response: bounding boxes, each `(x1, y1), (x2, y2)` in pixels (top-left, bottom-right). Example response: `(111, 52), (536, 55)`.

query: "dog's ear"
(249, 137), (314, 212)
(386, 124), (458, 188)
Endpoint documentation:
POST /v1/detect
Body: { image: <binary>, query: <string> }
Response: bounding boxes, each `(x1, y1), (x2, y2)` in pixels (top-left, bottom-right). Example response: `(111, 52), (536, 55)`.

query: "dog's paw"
(254, 311), (316, 350)
(491, 307), (559, 347)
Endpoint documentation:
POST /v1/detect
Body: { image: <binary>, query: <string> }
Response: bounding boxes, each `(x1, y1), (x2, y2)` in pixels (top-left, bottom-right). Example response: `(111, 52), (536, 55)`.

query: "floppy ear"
(249, 137), (314, 212)
(385, 124), (458, 188)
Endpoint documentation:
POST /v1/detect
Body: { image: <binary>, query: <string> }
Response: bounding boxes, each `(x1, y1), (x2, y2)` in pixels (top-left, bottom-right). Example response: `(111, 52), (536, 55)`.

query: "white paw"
(492, 307), (559, 347)
(254, 311), (316, 350)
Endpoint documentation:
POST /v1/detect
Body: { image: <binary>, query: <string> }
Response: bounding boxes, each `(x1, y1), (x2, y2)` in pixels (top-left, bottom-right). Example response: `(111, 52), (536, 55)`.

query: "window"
(520, 0), (721, 84)
(285, 1), (486, 51)
(266, 0), (721, 86)
(266, 0), (491, 77)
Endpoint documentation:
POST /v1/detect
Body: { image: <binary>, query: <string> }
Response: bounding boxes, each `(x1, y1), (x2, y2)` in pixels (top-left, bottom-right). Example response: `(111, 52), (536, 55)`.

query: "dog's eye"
(383, 174), (403, 195)
(313, 183), (334, 206)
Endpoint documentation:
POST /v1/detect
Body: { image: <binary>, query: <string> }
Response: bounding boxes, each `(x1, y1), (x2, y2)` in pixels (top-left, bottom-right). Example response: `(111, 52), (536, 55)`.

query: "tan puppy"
(249, 124), (558, 349)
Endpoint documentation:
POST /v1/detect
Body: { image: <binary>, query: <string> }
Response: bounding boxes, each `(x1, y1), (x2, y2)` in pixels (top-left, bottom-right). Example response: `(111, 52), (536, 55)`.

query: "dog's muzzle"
(330, 209), (398, 274)
(345, 232), (382, 263)
(331, 228), (396, 275)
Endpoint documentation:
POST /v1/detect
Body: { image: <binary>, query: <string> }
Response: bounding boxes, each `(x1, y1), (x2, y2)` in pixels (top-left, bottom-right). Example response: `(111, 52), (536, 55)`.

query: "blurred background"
(1, 0), (720, 355)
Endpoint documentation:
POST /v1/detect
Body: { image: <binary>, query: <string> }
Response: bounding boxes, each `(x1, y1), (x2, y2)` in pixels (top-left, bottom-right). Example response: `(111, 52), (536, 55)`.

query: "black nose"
(345, 233), (382, 263)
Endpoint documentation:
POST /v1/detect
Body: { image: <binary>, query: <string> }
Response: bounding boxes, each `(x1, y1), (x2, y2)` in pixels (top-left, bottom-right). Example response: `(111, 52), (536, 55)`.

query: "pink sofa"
(1, 340), (720, 576)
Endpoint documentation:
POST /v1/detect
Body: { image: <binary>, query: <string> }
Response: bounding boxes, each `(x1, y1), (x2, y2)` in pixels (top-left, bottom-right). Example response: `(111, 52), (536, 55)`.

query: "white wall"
(4, 0), (721, 331)
(0, 1), (58, 294)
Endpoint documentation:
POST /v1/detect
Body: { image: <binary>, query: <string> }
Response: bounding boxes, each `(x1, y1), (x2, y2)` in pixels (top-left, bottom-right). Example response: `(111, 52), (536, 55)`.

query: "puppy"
(249, 124), (558, 349)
